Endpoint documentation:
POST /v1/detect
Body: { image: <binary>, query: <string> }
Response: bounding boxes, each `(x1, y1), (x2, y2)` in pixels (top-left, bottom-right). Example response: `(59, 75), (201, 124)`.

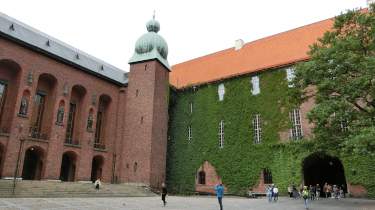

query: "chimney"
(235, 39), (244, 50)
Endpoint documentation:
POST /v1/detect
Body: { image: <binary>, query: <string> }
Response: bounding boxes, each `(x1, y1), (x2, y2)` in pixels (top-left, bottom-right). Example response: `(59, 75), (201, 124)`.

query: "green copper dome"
(129, 12), (171, 71)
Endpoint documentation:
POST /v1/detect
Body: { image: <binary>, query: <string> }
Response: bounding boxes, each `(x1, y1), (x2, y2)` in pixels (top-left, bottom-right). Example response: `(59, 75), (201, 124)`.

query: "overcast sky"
(0, 0), (369, 72)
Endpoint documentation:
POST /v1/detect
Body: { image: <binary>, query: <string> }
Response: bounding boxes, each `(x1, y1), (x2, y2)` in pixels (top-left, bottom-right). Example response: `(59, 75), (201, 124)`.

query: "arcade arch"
(90, 155), (105, 182)
(59, 151), (78, 182)
(21, 146), (46, 180)
(302, 153), (346, 194)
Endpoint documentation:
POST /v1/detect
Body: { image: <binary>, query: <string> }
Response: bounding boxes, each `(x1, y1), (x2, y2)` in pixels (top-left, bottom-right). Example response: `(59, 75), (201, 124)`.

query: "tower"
(122, 12), (171, 185)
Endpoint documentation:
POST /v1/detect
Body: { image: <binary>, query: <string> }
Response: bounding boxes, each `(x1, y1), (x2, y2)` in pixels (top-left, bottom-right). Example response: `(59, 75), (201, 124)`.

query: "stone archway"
(59, 151), (78, 182)
(303, 153), (346, 194)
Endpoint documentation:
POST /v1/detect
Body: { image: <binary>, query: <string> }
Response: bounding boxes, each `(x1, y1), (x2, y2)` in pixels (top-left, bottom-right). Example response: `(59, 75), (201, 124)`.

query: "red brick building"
(0, 12), (169, 185)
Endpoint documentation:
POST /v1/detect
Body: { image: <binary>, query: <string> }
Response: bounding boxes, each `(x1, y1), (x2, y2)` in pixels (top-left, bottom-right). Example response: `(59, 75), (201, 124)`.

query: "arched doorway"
(21, 147), (46, 180)
(303, 153), (346, 195)
(21, 149), (37, 180)
(59, 151), (78, 182)
(90, 155), (104, 183)
(60, 154), (70, 181)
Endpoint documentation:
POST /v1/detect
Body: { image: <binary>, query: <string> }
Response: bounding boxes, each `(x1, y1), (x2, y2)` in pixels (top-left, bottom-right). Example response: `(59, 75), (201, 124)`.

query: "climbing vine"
(166, 67), (375, 198)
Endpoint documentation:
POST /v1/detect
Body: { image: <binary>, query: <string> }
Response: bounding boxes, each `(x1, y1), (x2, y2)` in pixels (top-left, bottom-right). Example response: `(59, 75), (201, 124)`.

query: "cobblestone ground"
(0, 196), (374, 210)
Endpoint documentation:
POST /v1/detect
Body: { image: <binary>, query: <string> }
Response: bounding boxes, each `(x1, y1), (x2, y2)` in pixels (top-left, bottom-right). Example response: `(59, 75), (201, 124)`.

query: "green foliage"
(289, 6), (375, 142)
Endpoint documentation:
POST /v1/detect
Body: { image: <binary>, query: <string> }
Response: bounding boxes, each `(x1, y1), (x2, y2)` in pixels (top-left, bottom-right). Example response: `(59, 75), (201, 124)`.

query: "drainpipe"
(112, 154), (117, 184)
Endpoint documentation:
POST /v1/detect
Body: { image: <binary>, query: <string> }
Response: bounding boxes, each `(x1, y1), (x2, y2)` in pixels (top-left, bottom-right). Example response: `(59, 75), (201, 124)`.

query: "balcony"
(28, 132), (47, 140)
(94, 143), (105, 150)
(0, 126), (8, 134)
(64, 138), (79, 146)
(289, 135), (304, 141)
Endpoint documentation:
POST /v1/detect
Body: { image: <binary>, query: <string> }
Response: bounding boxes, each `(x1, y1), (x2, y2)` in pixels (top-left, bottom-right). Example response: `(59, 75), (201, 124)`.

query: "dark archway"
(90, 155), (104, 183)
(60, 154), (70, 182)
(21, 149), (37, 180)
(303, 153), (346, 196)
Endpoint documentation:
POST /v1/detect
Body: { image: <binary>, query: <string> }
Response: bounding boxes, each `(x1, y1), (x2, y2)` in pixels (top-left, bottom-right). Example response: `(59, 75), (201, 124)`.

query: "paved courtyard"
(0, 196), (374, 210)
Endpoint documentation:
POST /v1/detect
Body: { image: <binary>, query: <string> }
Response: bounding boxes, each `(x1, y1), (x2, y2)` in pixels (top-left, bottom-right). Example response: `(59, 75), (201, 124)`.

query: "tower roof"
(128, 12), (171, 71)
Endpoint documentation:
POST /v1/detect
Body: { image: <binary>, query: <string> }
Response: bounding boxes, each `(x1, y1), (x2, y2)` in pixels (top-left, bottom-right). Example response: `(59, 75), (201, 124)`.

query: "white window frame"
(334, 112), (349, 132)
(286, 68), (295, 87)
(188, 126), (192, 148)
(190, 102), (194, 113)
(253, 114), (262, 144)
(218, 84), (225, 101)
(289, 109), (302, 140)
(251, 76), (260, 95)
(219, 120), (224, 148)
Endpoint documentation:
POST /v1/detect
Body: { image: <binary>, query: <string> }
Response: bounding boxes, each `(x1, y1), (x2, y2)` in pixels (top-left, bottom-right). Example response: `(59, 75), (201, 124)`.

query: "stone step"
(0, 180), (155, 198)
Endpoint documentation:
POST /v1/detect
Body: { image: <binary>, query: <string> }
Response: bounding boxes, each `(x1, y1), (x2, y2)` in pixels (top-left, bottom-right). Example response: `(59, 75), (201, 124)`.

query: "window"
(0, 80), (8, 123)
(188, 127), (192, 148)
(286, 68), (295, 87)
(29, 90), (46, 138)
(219, 120), (224, 148)
(190, 102), (194, 113)
(199, 171), (206, 185)
(251, 76), (260, 94)
(264, 169), (272, 184)
(94, 109), (103, 146)
(334, 112), (349, 132)
(218, 84), (225, 101)
(65, 100), (76, 144)
(134, 162), (138, 173)
(253, 114), (262, 144)
(289, 109), (302, 140)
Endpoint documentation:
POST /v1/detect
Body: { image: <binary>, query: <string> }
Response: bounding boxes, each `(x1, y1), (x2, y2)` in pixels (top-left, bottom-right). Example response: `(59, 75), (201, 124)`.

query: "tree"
(288, 5), (375, 143)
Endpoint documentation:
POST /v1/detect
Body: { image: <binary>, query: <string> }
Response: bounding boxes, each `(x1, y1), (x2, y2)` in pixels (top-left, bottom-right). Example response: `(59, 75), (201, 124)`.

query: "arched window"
(218, 84), (225, 101)
(199, 171), (205, 185)
(251, 76), (260, 94)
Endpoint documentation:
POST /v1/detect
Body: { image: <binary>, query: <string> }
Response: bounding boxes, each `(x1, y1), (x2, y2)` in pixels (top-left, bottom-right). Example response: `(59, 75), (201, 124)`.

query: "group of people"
(322, 183), (347, 199)
(266, 184), (279, 203)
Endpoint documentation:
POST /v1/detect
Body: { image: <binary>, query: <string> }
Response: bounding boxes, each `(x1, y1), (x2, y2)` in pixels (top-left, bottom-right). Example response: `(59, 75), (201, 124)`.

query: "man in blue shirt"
(215, 184), (224, 210)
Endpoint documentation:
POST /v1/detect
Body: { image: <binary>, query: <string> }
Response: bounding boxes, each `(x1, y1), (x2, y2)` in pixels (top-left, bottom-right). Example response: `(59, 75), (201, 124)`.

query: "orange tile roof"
(169, 18), (334, 88)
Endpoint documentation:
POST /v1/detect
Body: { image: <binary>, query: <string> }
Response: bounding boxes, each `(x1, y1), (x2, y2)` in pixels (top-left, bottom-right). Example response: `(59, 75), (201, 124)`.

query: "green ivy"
(166, 68), (375, 198)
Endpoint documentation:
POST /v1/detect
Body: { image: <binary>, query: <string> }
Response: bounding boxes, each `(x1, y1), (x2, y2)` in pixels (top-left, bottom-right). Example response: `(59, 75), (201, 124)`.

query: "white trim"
(219, 120), (224, 148)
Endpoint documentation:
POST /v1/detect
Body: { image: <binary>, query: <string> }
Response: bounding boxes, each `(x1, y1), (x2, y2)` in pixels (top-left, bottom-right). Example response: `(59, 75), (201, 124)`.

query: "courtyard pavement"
(0, 196), (374, 210)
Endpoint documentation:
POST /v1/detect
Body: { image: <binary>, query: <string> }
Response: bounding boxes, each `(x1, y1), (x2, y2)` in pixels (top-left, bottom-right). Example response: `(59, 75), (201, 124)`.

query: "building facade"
(0, 12), (169, 185)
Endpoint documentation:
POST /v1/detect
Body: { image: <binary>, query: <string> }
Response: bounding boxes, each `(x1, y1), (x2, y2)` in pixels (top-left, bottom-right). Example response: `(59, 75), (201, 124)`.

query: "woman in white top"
(94, 179), (101, 191)
(273, 185), (279, 202)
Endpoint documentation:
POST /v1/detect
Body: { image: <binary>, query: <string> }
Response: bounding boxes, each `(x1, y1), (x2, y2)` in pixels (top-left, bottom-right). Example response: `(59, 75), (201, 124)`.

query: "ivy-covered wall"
(166, 67), (375, 198)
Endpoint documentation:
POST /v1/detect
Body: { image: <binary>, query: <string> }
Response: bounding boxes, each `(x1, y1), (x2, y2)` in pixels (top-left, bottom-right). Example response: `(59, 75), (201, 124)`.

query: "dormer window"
(218, 84), (225, 101)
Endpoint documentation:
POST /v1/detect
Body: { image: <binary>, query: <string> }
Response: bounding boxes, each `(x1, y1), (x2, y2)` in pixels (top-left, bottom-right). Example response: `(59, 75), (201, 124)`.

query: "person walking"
(309, 185), (315, 201)
(292, 183), (297, 199)
(328, 184), (332, 198)
(273, 185), (279, 202)
(333, 185), (339, 200)
(266, 185), (273, 203)
(215, 184), (224, 210)
(323, 183), (328, 198)
(315, 184), (321, 200)
(288, 185), (293, 199)
(94, 179), (101, 191)
(302, 186), (310, 209)
(161, 183), (168, 206)
(341, 184), (347, 198)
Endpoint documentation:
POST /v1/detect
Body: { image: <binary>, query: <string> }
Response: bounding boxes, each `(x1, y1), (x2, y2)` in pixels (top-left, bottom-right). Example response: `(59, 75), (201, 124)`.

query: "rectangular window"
(253, 114), (262, 144)
(219, 120), (224, 148)
(188, 127), (192, 148)
(190, 102), (194, 113)
(65, 101), (76, 144)
(286, 68), (295, 87)
(289, 109), (302, 140)
(251, 76), (260, 94)
(94, 109), (103, 147)
(29, 91), (45, 138)
(218, 84), (225, 101)
(0, 81), (8, 123)
(264, 169), (273, 184)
